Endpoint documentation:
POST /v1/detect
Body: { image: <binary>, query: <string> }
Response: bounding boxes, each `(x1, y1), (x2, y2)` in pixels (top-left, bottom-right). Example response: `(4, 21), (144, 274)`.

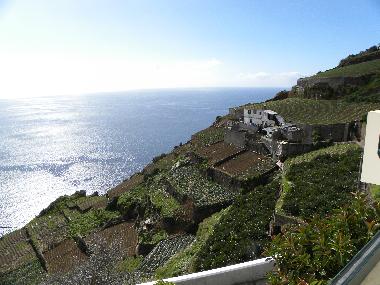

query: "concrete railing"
(138, 257), (275, 285)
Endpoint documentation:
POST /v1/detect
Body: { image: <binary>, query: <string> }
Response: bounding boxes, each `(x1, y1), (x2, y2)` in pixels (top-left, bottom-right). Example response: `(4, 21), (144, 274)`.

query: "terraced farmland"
(281, 143), (362, 218)
(148, 180), (181, 218)
(311, 58), (380, 78)
(44, 239), (88, 274)
(84, 222), (137, 257)
(136, 235), (195, 279)
(195, 141), (244, 165)
(216, 151), (274, 180)
(244, 98), (380, 124)
(191, 126), (225, 147)
(0, 229), (37, 275)
(167, 165), (237, 207)
(71, 195), (108, 212)
(26, 213), (69, 253)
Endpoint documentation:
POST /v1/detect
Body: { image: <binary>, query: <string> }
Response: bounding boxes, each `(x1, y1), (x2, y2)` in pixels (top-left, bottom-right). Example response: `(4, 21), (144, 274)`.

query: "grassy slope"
(194, 179), (280, 271)
(311, 59), (380, 78)
(280, 143), (362, 219)
(245, 98), (380, 124)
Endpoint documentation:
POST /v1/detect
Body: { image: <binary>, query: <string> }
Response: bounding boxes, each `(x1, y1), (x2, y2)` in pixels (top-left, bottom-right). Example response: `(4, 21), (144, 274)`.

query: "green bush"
(117, 185), (149, 216)
(344, 75), (380, 103)
(281, 144), (362, 219)
(155, 209), (227, 279)
(194, 179), (280, 270)
(265, 193), (380, 285)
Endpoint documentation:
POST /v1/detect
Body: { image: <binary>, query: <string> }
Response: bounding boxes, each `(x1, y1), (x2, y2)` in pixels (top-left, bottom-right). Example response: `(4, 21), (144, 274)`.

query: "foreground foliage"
(155, 209), (227, 279)
(194, 179), (280, 270)
(266, 193), (380, 285)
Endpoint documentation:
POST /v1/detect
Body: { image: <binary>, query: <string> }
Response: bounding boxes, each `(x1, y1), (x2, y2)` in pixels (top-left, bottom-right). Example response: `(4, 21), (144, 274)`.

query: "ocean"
(0, 87), (279, 236)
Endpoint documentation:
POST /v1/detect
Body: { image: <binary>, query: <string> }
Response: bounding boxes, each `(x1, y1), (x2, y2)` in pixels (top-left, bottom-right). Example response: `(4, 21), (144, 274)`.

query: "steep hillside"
(244, 98), (380, 124)
(1, 47), (380, 285)
(288, 46), (380, 100)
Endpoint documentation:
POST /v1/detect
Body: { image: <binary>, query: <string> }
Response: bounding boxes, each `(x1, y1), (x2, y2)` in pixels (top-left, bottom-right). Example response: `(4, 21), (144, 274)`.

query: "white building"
(243, 109), (285, 128)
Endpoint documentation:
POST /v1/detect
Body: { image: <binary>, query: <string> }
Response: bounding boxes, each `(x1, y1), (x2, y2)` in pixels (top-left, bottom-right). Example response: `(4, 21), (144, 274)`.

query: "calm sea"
(0, 88), (279, 236)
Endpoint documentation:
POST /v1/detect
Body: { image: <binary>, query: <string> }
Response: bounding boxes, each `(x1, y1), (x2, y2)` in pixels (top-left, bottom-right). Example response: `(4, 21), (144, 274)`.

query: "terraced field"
(84, 222), (137, 257)
(311, 58), (380, 78)
(44, 239), (88, 274)
(280, 143), (362, 218)
(167, 165), (237, 207)
(191, 126), (225, 147)
(215, 151), (274, 180)
(195, 141), (244, 165)
(26, 213), (69, 253)
(0, 229), (37, 275)
(71, 195), (108, 212)
(244, 98), (380, 124)
(148, 179), (181, 218)
(0, 259), (46, 285)
(136, 235), (195, 279)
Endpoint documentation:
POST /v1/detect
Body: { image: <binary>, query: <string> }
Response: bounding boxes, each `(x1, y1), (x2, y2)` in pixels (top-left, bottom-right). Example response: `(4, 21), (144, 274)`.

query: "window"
(250, 119), (253, 124)
(378, 134), (380, 158)
(248, 110), (251, 114)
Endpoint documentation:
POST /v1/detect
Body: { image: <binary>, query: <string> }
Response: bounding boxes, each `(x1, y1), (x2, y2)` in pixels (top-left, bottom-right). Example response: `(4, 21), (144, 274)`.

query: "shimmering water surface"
(0, 88), (278, 236)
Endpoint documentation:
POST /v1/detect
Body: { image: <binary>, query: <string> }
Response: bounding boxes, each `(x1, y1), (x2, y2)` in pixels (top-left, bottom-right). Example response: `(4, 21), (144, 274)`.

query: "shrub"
(155, 209), (227, 279)
(281, 144), (362, 219)
(265, 193), (380, 285)
(117, 185), (149, 217)
(194, 179), (280, 270)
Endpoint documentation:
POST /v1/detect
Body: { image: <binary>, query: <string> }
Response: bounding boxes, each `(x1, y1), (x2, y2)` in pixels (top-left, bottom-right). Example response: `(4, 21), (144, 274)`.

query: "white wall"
(138, 257), (275, 285)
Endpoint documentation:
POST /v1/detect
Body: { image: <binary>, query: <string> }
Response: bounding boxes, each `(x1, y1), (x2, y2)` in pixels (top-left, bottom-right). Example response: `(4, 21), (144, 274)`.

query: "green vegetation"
(338, 45), (380, 67)
(150, 189), (181, 218)
(266, 193), (380, 285)
(116, 255), (143, 273)
(311, 59), (380, 78)
(0, 260), (46, 285)
(168, 165), (237, 207)
(117, 184), (149, 216)
(370, 184), (380, 202)
(138, 235), (195, 279)
(155, 281), (175, 285)
(192, 127), (225, 146)
(344, 75), (380, 103)
(140, 229), (169, 246)
(245, 98), (380, 124)
(27, 213), (69, 252)
(155, 209), (227, 279)
(68, 209), (119, 237)
(117, 175), (181, 219)
(39, 192), (85, 216)
(281, 144), (362, 219)
(194, 179), (279, 270)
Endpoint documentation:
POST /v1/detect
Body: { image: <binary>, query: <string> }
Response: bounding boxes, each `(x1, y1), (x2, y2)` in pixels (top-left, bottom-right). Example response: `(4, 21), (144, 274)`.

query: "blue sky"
(0, 0), (379, 97)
